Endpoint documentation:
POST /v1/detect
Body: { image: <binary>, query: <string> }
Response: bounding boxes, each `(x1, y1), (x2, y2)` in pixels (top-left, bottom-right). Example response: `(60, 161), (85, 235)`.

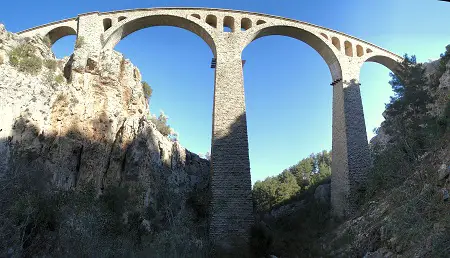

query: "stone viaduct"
(17, 7), (403, 251)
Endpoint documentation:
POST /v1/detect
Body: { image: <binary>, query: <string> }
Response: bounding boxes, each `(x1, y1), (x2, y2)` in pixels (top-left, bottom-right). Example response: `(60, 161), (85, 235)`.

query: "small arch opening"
(223, 16), (235, 32)
(320, 33), (328, 39)
(366, 48), (373, 53)
(332, 37), (340, 51)
(256, 20), (266, 25)
(118, 16), (127, 22)
(206, 15), (217, 28)
(344, 41), (353, 57)
(191, 14), (200, 19)
(103, 18), (112, 31)
(356, 45), (364, 57)
(241, 18), (252, 31)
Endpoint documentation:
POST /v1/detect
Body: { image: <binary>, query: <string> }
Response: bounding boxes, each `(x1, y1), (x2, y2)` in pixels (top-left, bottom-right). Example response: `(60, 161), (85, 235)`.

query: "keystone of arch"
(101, 12), (217, 56)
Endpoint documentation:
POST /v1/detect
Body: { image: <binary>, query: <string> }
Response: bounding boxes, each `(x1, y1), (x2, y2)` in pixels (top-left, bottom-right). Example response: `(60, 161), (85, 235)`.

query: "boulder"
(314, 183), (331, 203)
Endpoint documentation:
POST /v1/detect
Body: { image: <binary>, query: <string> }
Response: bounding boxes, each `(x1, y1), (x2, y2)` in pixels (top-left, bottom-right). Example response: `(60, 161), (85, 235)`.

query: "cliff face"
(0, 24), (210, 257)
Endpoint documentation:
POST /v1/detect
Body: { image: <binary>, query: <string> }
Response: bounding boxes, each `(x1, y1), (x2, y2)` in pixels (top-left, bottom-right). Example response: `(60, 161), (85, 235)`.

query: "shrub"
(43, 72), (65, 88)
(75, 36), (85, 49)
(0, 54), (4, 65)
(44, 59), (57, 71)
(150, 111), (175, 137)
(142, 81), (153, 100)
(55, 74), (65, 85)
(8, 43), (42, 75)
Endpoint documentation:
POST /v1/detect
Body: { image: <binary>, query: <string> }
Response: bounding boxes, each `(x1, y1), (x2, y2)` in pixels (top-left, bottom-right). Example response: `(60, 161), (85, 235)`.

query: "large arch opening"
(114, 24), (215, 157)
(103, 15), (216, 56)
(359, 55), (401, 141)
(44, 26), (77, 58)
(242, 27), (336, 187)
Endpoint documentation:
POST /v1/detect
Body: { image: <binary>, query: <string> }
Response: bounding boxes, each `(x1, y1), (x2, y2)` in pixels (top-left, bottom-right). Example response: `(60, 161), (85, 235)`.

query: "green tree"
(292, 158), (314, 188)
(384, 54), (432, 160)
(275, 170), (300, 203)
(142, 81), (153, 100)
(253, 178), (279, 212)
(150, 111), (174, 138)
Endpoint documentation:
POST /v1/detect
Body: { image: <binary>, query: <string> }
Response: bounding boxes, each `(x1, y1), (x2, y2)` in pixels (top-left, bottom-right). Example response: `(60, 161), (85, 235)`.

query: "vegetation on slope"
(252, 151), (331, 212)
(250, 151), (332, 257)
(8, 43), (42, 75)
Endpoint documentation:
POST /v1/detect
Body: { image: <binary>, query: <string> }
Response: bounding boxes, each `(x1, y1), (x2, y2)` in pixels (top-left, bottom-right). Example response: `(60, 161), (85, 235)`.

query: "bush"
(150, 111), (176, 138)
(75, 36), (85, 49)
(55, 74), (65, 85)
(8, 43), (42, 75)
(142, 81), (153, 100)
(43, 72), (65, 88)
(44, 59), (57, 71)
(0, 54), (4, 65)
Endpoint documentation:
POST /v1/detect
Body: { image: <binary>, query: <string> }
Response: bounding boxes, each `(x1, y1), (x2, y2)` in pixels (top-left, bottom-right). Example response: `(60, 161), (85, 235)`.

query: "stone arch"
(256, 20), (266, 25)
(344, 40), (353, 57)
(102, 14), (217, 56)
(118, 16), (127, 22)
(205, 14), (217, 28)
(332, 37), (341, 51)
(241, 18), (252, 31)
(356, 45), (363, 57)
(223, 16), (235, 32)
(364, 55), (401, 74)
(44, 26), (77, 45)
(191, 14), (201, 19)
(321, 33), (328, 39)
(243, 25), (342, 79)
(103, 18), (112, 31)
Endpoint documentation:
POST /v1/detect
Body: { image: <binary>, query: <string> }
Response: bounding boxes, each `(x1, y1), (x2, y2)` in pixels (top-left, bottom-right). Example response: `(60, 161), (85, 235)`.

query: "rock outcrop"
(0, 24), (210, 257)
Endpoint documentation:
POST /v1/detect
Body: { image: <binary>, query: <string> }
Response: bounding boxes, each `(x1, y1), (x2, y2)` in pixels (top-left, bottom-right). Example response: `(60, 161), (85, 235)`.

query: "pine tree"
(384, 54), (433, 159)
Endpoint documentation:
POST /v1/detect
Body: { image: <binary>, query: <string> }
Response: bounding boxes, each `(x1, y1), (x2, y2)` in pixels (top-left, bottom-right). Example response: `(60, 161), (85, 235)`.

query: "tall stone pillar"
(331, 65), (370, 218)
(72, 12), (103, 72)
(209, 45), (253, 253)
(77, 12), (103, 53)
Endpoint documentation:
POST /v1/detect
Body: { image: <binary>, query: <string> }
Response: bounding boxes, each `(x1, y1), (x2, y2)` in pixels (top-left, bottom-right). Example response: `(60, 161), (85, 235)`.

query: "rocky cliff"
(0, 24), (210, 257)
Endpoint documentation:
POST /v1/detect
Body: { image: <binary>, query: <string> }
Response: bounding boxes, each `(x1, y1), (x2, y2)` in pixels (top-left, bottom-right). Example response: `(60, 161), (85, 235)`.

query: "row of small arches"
(103, 16), (127, 32)
(320, 33), (372, 58)
(191, 14), (266, 32)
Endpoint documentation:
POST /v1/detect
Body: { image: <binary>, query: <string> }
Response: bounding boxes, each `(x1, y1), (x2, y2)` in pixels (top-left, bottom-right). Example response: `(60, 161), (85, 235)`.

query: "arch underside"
(45, 26), (77, 45)
(248, 25), (342, 79)
(103, 15), (216, 55)
(365, 55), (401, 75)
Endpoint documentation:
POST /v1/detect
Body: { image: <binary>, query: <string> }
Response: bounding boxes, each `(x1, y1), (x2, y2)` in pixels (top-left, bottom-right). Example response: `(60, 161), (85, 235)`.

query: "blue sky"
(1, 0), (449, 184)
